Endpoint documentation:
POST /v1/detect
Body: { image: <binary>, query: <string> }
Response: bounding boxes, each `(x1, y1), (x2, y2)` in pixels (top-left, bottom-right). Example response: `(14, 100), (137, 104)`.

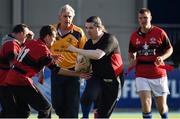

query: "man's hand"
(26, 30), (34, 40)
(155, 56), (164, 66)
(79, 72), (92, 80)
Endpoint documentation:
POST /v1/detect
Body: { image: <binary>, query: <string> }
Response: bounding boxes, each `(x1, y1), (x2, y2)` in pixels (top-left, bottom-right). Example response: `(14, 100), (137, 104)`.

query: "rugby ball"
(75, 54), (91, 73)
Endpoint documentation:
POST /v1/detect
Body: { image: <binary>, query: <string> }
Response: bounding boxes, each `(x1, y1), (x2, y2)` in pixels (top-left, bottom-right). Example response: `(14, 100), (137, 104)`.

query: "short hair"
(12, 24), (28, 33)
(59, 4), (75, 17)
(86, 16), (103, 27)
(86, 16), (107, 32)
(39, 25), (56, 39)
(139, 8), (151, 15)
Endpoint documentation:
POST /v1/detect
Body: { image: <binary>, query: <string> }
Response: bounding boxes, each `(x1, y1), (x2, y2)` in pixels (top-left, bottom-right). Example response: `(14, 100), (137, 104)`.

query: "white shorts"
(135, 77), (170, 97)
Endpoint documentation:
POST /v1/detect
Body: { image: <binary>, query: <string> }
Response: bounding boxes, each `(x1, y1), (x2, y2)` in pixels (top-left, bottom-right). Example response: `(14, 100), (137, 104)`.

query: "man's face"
(46, 31), (57, 48)
(138, 12), (152, 28)
(16, 27), (30, 44)
(59, 10), (74, 28)
(85, 22), (99, 40)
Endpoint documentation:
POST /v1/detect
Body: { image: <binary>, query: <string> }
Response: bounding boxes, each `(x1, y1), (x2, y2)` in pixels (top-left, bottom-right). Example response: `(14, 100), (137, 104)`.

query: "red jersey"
(129, 26), (172, 79)
(0, 34), (21, 85)
(4, 39), (59, 86)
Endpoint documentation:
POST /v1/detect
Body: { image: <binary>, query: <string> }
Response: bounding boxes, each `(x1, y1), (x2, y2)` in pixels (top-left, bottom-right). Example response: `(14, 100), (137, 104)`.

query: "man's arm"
(161, 46), (173, 61)
(128, 52), (137, 67)
(67, 45), (105, 60)
(38, 67), (45, 84)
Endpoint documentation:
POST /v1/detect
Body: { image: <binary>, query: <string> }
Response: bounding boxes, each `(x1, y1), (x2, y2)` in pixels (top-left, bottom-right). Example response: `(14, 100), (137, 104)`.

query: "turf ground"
(29, 112), (180, 119)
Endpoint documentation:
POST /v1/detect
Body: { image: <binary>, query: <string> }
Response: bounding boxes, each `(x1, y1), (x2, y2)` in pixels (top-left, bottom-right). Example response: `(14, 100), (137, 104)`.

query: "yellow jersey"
(51, 24), (87, 69)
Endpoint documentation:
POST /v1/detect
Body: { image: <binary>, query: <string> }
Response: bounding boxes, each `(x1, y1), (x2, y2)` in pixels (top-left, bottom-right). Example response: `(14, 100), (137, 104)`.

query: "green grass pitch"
(29, 112), (180, 119)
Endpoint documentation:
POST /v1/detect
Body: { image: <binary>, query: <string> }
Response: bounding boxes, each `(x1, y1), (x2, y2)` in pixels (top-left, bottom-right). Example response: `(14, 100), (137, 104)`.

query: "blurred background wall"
(0, 0), (148, 65)
(1, 0), (180, 65)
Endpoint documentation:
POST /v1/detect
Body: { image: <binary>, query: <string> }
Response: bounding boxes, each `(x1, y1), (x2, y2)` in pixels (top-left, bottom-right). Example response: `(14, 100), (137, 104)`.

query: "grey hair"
(58, 4), (75, 17)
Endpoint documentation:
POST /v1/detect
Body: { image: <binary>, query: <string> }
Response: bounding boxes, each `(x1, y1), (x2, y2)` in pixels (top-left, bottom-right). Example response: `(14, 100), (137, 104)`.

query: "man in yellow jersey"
(50, 4), (87, 118)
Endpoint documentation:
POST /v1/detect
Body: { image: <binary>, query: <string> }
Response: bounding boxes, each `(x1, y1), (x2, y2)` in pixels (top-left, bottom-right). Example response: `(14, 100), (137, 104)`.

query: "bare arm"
(67, 45), (105, 60)
(128, 52), (137, 67)
(161, 46), (173, 60)
(38, 67), (45, 84)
